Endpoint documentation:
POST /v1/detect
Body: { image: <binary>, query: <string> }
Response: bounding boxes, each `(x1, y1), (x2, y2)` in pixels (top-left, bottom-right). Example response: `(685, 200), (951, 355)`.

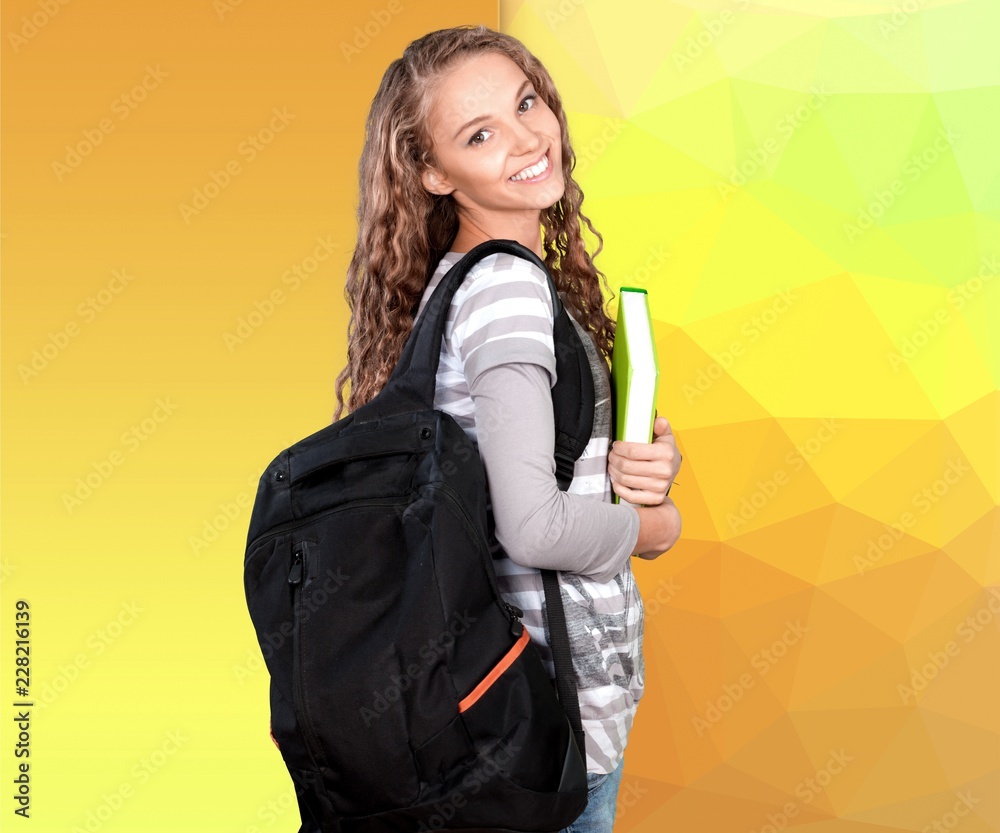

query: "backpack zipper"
(428, 483), (523, 637)
(247, 477), (521, 631)
(286, 547), (328, 770)
(247, 494), (411, 553)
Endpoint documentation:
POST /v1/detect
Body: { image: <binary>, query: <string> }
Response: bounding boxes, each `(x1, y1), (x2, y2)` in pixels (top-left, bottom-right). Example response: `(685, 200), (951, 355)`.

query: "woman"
(334, 24), (682, 832)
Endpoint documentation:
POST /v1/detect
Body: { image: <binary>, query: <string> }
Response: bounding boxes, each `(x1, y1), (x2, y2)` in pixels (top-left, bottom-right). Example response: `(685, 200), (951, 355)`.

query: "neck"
(449, 214), (544, 259)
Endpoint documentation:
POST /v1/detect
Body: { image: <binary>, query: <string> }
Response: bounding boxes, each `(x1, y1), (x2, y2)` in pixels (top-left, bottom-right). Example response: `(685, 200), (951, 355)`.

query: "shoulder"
(416, 250), (551, 320)
(448, 251), (554, 341)
(445, 250), (558, 386)
(458, 251), (553, 309)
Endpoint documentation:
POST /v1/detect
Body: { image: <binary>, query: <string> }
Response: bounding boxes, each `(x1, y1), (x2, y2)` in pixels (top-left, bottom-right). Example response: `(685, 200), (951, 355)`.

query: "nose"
(509, 116), (542, 157)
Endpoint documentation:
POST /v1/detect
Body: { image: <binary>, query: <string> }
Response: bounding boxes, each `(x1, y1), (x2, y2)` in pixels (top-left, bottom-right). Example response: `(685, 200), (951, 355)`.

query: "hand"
(609, 416), (681, 506)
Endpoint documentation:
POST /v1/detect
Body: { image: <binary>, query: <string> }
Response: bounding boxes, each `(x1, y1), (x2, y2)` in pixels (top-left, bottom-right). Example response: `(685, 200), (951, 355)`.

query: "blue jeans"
(560, 756), (625, 833)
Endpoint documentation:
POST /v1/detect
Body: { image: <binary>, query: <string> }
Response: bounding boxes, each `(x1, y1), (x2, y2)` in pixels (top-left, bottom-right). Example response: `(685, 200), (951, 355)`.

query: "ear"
(421, 166), (454, 196)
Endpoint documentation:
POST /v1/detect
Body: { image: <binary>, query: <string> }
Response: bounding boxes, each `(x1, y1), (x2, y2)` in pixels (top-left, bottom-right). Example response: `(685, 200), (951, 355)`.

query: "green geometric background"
(502, 1), (999, 829)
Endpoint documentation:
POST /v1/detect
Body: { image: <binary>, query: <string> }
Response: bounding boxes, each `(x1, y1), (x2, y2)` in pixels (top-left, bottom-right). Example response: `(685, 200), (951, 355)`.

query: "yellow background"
(2, 0), (998, 831)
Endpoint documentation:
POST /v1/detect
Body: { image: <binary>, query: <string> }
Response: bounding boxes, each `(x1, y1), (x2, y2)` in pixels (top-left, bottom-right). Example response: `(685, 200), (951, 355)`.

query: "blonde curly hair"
(333, 24), (616, 420)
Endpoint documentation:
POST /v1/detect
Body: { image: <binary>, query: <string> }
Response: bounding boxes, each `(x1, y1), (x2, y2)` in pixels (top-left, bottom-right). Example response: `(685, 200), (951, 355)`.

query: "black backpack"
(243, 239), (596, 832)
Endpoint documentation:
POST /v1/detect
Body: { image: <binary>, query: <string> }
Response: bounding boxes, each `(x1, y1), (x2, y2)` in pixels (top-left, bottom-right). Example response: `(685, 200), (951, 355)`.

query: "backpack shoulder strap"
(458, 242), (594, 766)
(352, 239), (596, 461)
(356, 238), (594, 764)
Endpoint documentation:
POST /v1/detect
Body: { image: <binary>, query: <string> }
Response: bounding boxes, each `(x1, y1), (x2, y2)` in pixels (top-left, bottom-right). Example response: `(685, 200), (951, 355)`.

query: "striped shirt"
(413, 249), (644, 775)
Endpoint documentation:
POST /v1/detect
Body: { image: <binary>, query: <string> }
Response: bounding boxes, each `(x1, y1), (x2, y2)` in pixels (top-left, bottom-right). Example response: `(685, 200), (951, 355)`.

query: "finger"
(609, 452), (670, 479)
(613, 441), (678, 467)
(610, 467), (672, 494)
(652, 416), (671, 437)
(653, 418), (674, 442)
(613, 467), (675, 491)
(611, 480), (666, 506)
(611, 462), (676, 488)
(615, 434), (677, 462)
(611, 440), (661, 461)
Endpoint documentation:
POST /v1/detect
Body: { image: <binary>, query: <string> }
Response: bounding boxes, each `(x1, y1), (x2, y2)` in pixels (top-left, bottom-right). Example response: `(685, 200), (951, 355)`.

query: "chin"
(538, 180), (566, 209)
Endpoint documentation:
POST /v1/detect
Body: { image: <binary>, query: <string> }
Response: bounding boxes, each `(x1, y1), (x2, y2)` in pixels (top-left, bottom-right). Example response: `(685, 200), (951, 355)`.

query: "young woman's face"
(420, 51), (565, 239)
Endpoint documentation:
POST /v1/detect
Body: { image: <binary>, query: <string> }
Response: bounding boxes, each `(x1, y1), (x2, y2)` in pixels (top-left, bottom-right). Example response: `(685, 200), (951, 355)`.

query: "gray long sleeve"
(468, 361), (640, 584)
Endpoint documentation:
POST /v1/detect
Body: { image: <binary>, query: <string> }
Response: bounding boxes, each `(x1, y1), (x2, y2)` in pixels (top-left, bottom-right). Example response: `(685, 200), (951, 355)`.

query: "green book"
(610, 287), (659, 505)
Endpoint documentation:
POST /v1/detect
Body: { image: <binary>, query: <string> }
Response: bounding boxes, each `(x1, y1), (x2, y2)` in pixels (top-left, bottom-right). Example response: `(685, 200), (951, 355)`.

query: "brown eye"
(468, 129), (492, 147)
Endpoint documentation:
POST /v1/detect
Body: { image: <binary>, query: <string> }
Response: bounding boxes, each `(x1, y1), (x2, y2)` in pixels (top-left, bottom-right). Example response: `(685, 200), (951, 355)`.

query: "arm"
(469, 361), (640, 583)
(610, 416), (683, 557)
(450, 252), (677, 579)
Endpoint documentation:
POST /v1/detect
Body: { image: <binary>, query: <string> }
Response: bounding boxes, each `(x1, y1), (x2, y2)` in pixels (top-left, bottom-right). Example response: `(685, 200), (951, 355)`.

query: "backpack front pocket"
(458, 627), (583, 795)
(458, 628), (531, 713)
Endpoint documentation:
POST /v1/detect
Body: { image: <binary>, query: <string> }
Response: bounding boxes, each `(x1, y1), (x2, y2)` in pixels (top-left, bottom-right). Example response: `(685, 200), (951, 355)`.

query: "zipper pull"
(505, 602), (524, 637)
(288, 550), (304, 586)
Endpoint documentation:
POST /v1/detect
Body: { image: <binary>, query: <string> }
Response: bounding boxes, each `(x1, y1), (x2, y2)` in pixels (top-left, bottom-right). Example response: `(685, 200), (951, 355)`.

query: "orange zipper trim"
(458, 629), (530, 713)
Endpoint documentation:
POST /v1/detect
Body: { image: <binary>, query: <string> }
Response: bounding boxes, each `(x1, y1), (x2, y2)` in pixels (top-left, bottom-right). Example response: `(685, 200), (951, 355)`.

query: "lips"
(509, 149), (550, 182)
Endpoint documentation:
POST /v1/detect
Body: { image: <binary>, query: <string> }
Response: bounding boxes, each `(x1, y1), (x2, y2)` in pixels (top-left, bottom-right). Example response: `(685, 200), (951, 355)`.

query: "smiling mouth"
(509, 149), (551, 182)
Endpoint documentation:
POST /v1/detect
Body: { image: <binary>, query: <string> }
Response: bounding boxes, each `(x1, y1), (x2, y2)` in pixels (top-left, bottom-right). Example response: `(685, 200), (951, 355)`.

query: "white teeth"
(510, 152), (549, 181)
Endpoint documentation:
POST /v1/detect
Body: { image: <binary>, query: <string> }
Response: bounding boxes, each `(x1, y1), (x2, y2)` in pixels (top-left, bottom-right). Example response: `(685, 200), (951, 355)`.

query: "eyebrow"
(452, 79), (533, 141)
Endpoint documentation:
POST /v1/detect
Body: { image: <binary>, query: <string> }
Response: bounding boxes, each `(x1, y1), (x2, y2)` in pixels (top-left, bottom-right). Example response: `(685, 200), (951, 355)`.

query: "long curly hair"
(333, 24), (617, 420)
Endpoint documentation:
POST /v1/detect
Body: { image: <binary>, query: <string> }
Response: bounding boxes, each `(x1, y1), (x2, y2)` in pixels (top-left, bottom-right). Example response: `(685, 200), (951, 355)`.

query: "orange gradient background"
(3, 1), (998, 832)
